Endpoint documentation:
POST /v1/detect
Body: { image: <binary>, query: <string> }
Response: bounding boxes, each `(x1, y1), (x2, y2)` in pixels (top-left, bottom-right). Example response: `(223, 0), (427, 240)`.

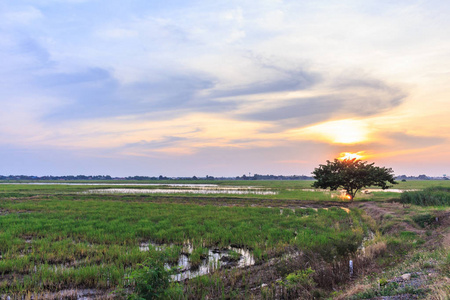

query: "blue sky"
(1, 0), (450, 176)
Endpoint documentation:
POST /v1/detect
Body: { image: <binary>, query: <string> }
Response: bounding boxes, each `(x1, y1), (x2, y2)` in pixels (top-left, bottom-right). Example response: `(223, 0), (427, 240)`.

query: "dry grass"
(364, 241), (387, 260)
(425, 277), (450, 300)
(334, 283), (371, 300)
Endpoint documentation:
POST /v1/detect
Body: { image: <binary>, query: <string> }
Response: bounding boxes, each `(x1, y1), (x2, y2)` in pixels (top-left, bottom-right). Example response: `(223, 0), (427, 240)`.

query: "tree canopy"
(312, 158), (397, 201)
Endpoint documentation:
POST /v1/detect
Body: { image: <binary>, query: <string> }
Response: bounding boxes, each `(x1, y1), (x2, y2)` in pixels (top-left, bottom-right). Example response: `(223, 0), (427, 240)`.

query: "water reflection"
(0, 183), (219, 187)
(84, 188), (277, 195)
(139, 241), (255, 281)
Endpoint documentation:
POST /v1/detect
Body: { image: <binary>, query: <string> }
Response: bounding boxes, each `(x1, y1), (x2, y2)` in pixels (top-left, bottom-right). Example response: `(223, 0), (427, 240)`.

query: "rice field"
(0, 180), (448, 298)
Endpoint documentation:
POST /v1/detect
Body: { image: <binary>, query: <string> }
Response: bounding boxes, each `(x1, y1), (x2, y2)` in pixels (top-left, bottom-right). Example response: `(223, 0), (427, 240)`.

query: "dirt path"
(354, 201), (426, 235)
(338, 201), (450, 300)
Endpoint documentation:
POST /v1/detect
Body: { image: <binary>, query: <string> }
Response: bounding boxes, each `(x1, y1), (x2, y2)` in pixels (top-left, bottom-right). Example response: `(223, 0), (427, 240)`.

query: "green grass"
(400, 186), (450, 206)
(2, 180), (450, 202)
(0, 185), (368, 294)
(1, 180), (449, 297)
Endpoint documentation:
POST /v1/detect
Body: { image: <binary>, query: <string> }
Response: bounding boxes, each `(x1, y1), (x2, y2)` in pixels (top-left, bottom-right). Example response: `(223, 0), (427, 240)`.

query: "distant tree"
(312, 158), (397, 201)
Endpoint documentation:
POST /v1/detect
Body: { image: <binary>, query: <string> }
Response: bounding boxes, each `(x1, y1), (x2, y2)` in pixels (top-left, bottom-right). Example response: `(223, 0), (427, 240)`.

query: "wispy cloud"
(0, 0), (450, 176)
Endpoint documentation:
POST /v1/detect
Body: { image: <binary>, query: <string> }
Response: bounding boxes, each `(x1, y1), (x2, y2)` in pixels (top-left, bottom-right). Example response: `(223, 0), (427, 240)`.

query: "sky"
(1, 0), (449, 177)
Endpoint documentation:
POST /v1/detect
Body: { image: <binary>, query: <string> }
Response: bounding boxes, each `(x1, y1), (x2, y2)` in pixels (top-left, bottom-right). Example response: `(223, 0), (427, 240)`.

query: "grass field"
(2, 179), (446, 200)
(0, 180), (449, 299)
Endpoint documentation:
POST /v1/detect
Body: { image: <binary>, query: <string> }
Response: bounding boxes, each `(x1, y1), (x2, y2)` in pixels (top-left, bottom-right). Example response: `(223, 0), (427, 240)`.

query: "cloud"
(18, 38), (52, 67)
(240, 96), (339, 122)
(335, 131), (448, 162)
(39, 67), (111, 86)
(2, 6), (43, 25)
(1, 0), (449, 178)
(383, 132), (446, 149)
(40, 68), (232, 121)
(211, 69), (319, 98)
(168, 139), (340, 176)
(349, 131), (446, 151)
(123, 136), (188, 150)
(97, 28), (138, 39)
(237, 76), (406, 130)
(0, 1), (407, 130)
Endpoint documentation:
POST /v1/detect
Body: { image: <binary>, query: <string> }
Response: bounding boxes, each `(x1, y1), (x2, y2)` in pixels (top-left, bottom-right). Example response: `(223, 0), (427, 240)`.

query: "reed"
(400, 187), (450, 206)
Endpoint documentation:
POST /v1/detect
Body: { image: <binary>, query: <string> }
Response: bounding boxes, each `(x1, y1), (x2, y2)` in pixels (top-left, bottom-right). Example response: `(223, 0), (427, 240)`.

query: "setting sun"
(338, 151), (366, 161)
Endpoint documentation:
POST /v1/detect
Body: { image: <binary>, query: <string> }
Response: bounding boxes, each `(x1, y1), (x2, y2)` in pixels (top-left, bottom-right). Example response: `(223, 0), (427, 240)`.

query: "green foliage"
(227, 249), (241, 261)
(412, 213), (436, 228)
(0, 190), (366, 293)
(378, 278), (388, 286)
(280, 267), (316, 299)
(312, 158), (397, 200)
(284, 267), (315, 288)
(128, 253), (182, 300)
(399, 231), (417, 239)
(400, 186), (450, 206)
(189, 247), (209, 268)
(183, 272), (225, 299)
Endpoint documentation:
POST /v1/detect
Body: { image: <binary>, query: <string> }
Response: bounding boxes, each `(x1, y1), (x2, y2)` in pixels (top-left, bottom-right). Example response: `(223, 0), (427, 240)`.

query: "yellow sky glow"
(338, 151), (366, 161)
(290, 119), (371, 144)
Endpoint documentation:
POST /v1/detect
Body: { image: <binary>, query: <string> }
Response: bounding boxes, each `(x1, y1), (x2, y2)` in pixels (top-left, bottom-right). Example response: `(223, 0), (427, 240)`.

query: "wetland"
(0, 180), (448, 299)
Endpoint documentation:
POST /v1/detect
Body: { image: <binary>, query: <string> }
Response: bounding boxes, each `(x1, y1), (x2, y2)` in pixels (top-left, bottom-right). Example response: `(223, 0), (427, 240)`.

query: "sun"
(338, 151), (365, 161)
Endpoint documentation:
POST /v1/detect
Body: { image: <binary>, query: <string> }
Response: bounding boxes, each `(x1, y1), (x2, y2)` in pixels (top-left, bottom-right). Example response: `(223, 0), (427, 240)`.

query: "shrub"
(364, 241), (387, 259)
(280, 267), (316, 299)
(412, 214), (436, 228)
(128, 252), (181, 300)
(285, 267), (315, 288)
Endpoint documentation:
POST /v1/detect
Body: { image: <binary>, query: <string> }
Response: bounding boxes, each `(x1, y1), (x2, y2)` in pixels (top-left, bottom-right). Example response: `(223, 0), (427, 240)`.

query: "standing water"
(139, 241), (255, 281)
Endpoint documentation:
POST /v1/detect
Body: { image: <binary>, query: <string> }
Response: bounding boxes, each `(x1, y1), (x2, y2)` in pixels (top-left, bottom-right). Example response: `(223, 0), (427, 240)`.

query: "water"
(303, 188), (419, 193)
(0, 182), (277, 195)
(139, 241), (255, 281)
(172, 247), (255, 281)
(83, 188), (277, 195)
(0, 182), (219, 187)
(282, 206), (350, 213)
(362, 188), (419, 193)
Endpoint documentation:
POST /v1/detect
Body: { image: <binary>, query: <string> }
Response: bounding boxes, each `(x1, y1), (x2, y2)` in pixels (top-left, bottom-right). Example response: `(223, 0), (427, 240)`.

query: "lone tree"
(312, 158), (397, 201)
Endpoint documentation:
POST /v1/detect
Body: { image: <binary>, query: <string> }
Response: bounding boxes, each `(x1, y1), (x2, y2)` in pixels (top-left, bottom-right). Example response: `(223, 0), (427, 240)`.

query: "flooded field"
(83, 187), (278, 195)
(302, 188), (418, 193)
(1, 182), (279, 195)
(0, 182), (367, 298)
(139, 241), (255, 281)
(0, 180), (448, 299)
(362, 188), (419, 193)
(0, 182), (219, 187)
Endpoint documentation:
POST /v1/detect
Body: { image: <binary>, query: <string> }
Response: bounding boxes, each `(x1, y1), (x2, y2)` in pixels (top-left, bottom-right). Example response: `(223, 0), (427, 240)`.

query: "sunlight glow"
(342, 194), (352, 201)
(338, 151), (365, 161)
(297, 119), (370, 144)
(337, 190), (353, 202)
(327, 120), (368, 144)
